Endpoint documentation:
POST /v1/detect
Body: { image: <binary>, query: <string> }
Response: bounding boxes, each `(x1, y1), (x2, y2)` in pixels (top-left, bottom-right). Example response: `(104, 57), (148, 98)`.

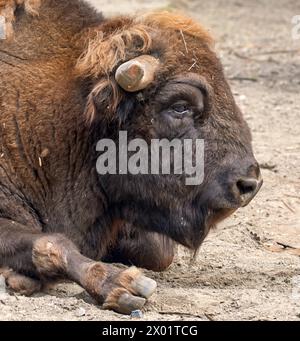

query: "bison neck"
(0, 0), (113, 258)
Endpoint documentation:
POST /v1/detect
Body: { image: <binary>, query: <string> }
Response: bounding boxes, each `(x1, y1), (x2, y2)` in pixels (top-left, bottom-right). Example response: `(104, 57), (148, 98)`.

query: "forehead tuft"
(137, 11), (214, 48)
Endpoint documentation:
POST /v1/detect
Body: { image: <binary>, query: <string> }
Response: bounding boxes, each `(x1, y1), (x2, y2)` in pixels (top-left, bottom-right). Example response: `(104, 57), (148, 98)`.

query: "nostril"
(236, 178), (258, 196)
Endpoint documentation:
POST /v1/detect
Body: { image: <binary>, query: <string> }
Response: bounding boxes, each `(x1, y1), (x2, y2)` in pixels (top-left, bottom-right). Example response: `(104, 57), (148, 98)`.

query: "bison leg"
(0, 0), (40, 40)
(0, 218), (157, 314)
(103, 225), (175, 272)
(0, 267), (41, 296)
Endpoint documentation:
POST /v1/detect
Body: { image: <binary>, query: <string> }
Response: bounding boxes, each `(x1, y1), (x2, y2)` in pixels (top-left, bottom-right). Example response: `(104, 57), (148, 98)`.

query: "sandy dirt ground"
(0, 0), (299, 321)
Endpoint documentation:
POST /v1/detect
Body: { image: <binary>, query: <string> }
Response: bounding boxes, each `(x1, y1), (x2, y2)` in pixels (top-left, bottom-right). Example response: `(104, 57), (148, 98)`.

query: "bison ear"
(84, 79), (121, 124)
(84, 79), (135, 125)
(116, 95), (137, 124)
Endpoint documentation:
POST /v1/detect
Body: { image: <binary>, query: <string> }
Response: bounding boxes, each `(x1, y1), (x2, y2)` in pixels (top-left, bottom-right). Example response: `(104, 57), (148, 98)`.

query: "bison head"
(76, 12), (263, 250)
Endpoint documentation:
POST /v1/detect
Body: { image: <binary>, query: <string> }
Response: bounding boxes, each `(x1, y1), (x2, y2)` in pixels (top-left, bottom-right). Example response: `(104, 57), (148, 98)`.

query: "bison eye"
(169, 101), (192, 116)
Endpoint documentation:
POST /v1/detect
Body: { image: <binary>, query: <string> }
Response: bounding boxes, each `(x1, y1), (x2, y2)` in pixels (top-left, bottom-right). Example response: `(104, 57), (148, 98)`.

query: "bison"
(0, 0), (262, 314)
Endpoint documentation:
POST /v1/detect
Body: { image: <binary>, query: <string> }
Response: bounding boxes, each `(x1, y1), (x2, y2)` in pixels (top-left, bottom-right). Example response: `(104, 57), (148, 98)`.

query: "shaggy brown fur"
(0, 0), (40, 39)
(0, 0), (261, 313)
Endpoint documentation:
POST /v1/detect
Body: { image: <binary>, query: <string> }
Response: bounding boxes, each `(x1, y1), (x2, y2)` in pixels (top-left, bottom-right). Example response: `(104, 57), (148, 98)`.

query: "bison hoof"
(131, 275), (157, 299)
(85, 265), (157, 315)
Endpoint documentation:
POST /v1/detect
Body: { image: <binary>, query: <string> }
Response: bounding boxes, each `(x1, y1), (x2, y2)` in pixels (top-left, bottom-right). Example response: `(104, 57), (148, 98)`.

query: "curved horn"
(115, 55), (160, 92)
